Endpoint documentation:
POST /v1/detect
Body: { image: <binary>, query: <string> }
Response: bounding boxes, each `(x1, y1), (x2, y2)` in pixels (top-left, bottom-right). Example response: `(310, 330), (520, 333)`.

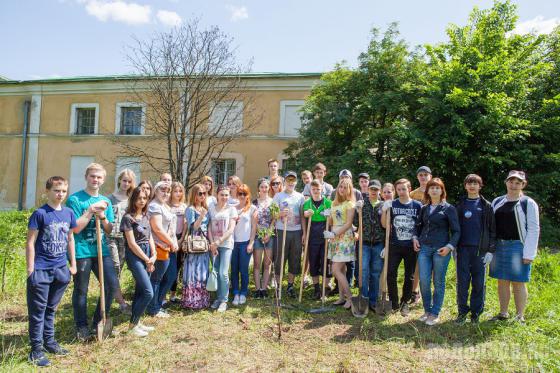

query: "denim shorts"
(489, 240), (531, 282)
(254, 235), (273, 250)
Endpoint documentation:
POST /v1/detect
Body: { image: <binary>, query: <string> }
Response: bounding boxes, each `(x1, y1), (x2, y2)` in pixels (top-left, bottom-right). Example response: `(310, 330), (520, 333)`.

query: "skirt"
(489, 240), (531, 283)
(181, 251), (211, 309)
(328, 228), (355, 263)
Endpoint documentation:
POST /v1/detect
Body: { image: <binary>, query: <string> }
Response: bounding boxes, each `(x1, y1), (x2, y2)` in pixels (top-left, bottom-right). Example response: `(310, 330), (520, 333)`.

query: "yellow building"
(0, 73), (320, 209)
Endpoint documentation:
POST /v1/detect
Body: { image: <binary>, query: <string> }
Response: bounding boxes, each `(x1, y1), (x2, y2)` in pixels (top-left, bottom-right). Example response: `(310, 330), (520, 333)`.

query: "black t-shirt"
(312, 199), (323, 209)
(495, 201), (520, 240)
(120, 213), (151, 246)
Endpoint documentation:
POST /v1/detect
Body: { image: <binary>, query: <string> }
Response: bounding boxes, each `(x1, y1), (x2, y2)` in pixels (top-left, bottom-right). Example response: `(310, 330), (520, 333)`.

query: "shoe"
(409, 291), (421, 305)
(303, 276), (312, 288)
(400, 303), (410, 317)
(170, 296), (181, 303)
(138, 323), (155, 332)
(239, 295), (247, 305)
(369, 304), (376, 312)
(343, 300), (352, 310)
(490, 313), (509, 321)
(470, 315), (480, 324)
(29, 350), (51, 367)
(425, 315), (440, 326)
(232, 294), (240, 306)
(455, 313), (468, 324)
(333, 298), (346, 306)
(253, 290), (262, 299)
(512, 314), (525, 324)
(217, 302), (228, 313)
(419, 313), (430, 322)
(261, 289), (269, 299)
(313, 285), (321, 300)
(43, 342), (69, 355)
(129, 325), (149, 337)
(154, 310), (170, 318)
(76, 326), (92, 342)
(211, 299), (221, 309)
(287, 284), (296, 298)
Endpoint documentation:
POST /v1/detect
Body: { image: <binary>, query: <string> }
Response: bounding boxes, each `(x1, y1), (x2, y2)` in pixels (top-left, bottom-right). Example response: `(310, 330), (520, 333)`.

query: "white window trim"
(69, 103), (99, 135)
(279, 100), (305, 137)
(114, 102), (146, 135)
(210, 152), (245, 181)
(209, 100), (244, 135)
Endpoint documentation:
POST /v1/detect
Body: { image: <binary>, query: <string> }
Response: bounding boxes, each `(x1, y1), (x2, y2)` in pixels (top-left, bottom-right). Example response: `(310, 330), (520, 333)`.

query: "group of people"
(25, 159), (540, 366)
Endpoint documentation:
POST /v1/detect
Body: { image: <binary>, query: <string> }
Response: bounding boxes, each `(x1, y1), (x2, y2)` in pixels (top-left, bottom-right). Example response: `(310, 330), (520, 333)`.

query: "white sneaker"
(232, 294), (240, 306)
(210, 300), (221, 309)
(419, 313), (430, 322)
(217, 302), (228, 313)
(155, 310), (170, 318)
(425, 315), (440, 326)
(129, 325), (148, 337)
(239, 295), (247, 305)
(138, 323), (155, 332)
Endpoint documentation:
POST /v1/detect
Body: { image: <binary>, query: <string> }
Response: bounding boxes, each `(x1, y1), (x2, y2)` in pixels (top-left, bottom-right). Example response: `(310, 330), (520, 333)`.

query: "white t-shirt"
(148, 201), (177, 248)
(234, 205), (257, 242)
(273, 191), (305, 231)
(209, 204), (238, 249)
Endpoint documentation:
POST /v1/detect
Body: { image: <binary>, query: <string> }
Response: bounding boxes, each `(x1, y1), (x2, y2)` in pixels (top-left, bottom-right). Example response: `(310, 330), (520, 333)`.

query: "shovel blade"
(351, 295), (369, 318)
(375, 294), (393, 316)
(97, 318), (113, 342)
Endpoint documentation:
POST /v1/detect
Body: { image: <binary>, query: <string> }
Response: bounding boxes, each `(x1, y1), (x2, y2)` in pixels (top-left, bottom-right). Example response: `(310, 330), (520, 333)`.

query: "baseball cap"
(358, 172), (370, 180)
(368, 179), (382, 190)
(339, 169), (352, 178)
(506, 170), (526, 181)
(416, 166), (432, 175)
(284, 171), (297, 180)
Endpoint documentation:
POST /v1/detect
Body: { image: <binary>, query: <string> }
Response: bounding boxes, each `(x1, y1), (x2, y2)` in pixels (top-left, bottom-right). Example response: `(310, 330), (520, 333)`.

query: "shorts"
(273, 230), (302, 276)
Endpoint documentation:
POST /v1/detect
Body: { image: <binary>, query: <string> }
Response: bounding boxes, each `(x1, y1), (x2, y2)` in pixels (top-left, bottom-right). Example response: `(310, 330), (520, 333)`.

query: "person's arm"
(443, 205), (461, 253)
(413, 206), (424, 251)
(333, 206), (355, 236)
(523, 199), (540, 262)
(247, 209), (257, 253)
(150, 214), (176, 248)
(97, 206), (113, 235)
(26, 229), (38, 276)
(124, 229), (150, 263)
(488, 204), (497, 253)
(67, 231), (77, 275)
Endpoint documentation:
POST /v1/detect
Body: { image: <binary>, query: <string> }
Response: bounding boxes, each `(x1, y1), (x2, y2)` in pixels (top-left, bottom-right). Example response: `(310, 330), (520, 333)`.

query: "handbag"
(206, 258), (218, 292)
(156, 216), (175, 260)
(182, 221), (210, 254)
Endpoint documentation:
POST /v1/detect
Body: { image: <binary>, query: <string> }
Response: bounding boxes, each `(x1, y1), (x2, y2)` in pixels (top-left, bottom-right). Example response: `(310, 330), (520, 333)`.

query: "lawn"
(1, 211), (559, 372)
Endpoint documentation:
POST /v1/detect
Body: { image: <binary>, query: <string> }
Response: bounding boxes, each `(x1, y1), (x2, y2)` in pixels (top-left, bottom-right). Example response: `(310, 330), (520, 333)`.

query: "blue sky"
(1, 0), (559, 80)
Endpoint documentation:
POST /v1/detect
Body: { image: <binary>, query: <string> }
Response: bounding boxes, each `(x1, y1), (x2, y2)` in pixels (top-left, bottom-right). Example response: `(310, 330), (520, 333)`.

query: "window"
(209, 101), (243, 136)
(279, 100), (305, 137)
(70, 103), (99, 135)
(69, 156), (95, 194)
(115, 157), (141, 189)
(211, 159), (236, 186)
(280, 158), (296, 176)
(115, 103), (146, 135)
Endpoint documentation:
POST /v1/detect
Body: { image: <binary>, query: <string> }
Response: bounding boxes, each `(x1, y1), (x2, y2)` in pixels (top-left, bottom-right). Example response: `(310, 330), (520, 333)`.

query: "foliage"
(0, 210), (30, 294)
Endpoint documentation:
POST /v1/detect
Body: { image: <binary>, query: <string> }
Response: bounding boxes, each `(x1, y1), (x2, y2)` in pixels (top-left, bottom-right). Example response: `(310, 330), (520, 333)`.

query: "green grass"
(1, 211), (559, 372)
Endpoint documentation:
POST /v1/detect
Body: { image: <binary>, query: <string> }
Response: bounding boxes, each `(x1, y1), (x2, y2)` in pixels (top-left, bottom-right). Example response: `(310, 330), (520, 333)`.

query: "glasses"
(271, 182), (281, 186)
(198, 192), (207, 196)
(238, 192), (247, 196)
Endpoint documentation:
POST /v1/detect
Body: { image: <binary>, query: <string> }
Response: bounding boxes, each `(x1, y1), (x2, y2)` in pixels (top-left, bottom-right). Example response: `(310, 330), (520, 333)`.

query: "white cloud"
(226, 5), (248, 22)
(157, 10), (182, 27)
(512, 16), (560, 35)
(84, 0), (152, 25)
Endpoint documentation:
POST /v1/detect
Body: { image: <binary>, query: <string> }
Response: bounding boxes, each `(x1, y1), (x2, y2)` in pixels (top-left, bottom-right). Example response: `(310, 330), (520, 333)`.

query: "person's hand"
(382, 200), (392, 212)
(483, 252), (493, 265)
(280, 209), (289, 218)
(263, 235), (270, 244)
(149, 255), (157, 265)
(210, 242), (218, 254)
(301, 234), (306, 245)
(437, 246), (451, 256)
(304, 209), (314, 218)
(247, 243), (254, 254)
(89, 201), (108, 214)
(331, 228), (341, 236)
(69, 264), (77, 275)
(171, 242), (179, 253)
(323, 231), (335, 239)
(413, 238), (420, 252)
(321, 209), (331, 217)
(355, 200), (364, 210)
(147, 263), (155, 273)
(522, 258), (533, 265)
(380, 249), (385, 259)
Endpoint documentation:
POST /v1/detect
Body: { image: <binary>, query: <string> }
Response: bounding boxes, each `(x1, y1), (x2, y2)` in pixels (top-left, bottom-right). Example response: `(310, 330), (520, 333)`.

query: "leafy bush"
(0, 210), (31, 294)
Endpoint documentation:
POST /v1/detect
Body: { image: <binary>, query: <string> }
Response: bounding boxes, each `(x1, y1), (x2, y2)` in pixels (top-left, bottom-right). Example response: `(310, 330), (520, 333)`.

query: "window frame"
(211, 158), (237, 186)
(115, 102), (146, 135)
(69, 103), (99, 135)
(209, 100), (244, 136)
(279, 100), (305, 137)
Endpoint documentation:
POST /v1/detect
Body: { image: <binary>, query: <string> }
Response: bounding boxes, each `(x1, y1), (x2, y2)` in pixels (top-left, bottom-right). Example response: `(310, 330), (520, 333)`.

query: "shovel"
(298, 216), (312, 302)
(351, 206), (368, 318)
(376, 207), (393, 315)
(96, 217), (113, 341)
(308, 219), (336, 314)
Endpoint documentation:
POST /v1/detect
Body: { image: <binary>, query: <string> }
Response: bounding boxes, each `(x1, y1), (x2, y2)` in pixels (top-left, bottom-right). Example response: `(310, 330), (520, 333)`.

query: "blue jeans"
(418, 245), (452, 316)
(231, 241), (251, 296)
(159, 251), (178, 303)
(147, 259), (170, 315)
(126, 244), (154, 324)
(456, 245), (486, 317)
(213, 247), (233, 302)
(361, 243), (384, 306)
(27, 265), (71, 351)
(72, 256), (119, 329)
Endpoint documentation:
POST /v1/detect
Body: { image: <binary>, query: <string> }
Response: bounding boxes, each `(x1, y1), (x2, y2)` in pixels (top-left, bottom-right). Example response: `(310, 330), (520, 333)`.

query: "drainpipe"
(18, 100), (31, 210)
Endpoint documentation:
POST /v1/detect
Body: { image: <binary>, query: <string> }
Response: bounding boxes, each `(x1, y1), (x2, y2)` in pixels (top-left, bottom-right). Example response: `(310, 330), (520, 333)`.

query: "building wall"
(0, 75), (319, 208)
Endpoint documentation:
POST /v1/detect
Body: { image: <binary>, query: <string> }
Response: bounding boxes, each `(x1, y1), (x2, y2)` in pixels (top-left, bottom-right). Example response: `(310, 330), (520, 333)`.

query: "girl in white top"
(208, 185), (238, 312)
(201, 175), (217, 207)
(166, 181), (187, 303)
(231, 184), (257, 305)
(227, 175), (242, 207)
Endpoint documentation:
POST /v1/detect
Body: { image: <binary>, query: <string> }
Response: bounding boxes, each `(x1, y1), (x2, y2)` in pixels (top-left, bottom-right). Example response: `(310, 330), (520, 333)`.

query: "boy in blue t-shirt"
(26, 176), (77, 367)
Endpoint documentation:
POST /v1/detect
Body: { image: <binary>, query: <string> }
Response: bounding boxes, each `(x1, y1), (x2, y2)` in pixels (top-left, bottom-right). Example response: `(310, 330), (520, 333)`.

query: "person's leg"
(72, 258), (93, 329)
(230, 242), (241, 296)
(469, 250), (486, 318)
(159, 252), (178, 304)
(239, 241), (251, 297)
(170, 250), (184, 299)
(412, 262), (420, 298)
(430, 249), (452, 316)
(43, 266), (71, 348)
(126, 249), (154, 325)
(273, 234), (283, 284)
(456, 246), (471, 316)
(418, 245), (434, 315)
(360, 244), (372, 298)
(253, 249), (263, 291)
(287, 231), (302, 286)
(497, 279), (511, 315)
(386, 246), (403, 310)
(147, 259), (170, 315)
(27, 269), (50, 352)
(512, 282), (528, 318)
(91, 256), (119, 326)
(369, 243), (384, 305)
(332, 262), (351, 305)
(217, 247), (233, 303)
(401, 247), (417, 305)
(262, 248), (272, 290)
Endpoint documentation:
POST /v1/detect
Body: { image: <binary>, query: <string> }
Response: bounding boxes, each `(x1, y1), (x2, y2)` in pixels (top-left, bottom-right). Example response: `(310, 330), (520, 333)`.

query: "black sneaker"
(400, 303), (410, 317)
(490, 313), (510, 322)
(44, 342), (69, 355)
(287, 284), (296, 298)
(29, 350), (51, 367)
(261, 289), (269, 299)
(253, 289), (262, 299)
(409, 291), (421, 305)
(313, 285), (321, 300)
(76, 326), (92, 342)
(455, 313), (468, 324)
(470, 315), (480, 324)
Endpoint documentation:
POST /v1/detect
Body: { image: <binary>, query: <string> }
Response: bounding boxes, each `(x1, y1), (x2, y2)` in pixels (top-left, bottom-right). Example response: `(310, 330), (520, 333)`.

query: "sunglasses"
(271, 182), (281, 186)
(197, 192), (207, 196)
(238, 192), (248, 196)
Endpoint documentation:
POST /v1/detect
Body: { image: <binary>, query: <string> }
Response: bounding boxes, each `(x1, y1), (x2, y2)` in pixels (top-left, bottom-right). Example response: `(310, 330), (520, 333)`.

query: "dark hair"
(127, 187), (149, 216)
(46, 176), (67, 190)
(313, 163), (327, 172)
(394, 178), (411, 190)
(216, 184), (229, 193)
(137, 180), (154, 200)
(424, 178), (447, 204)
(464, 174), (483, 187)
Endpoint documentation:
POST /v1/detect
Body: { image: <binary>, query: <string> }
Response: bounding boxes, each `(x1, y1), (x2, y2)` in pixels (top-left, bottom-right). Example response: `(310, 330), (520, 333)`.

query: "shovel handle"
(358, 207), (363, 291)
(299, 216), (312, 303)
(278, 216), (288, 301)
(95, 217), (106, 323)
(380, 207), (391, 294)
(321, 219), (330, 305)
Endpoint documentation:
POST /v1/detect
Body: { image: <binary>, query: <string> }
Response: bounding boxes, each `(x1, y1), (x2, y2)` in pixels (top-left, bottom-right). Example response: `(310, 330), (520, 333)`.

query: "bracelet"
(100, 216), (107, 221)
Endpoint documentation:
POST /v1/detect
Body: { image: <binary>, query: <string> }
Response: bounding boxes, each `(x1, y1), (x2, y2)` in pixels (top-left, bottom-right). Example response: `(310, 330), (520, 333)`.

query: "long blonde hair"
(171, 181), (186, 204)
(117, 168), (137, 196)
(188, 184), (208, 210)
(333, 178), (355, 206)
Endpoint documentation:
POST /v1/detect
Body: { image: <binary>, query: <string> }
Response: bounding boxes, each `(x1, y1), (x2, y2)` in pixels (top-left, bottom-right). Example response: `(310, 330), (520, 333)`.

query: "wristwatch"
(99, 216), (107, 221)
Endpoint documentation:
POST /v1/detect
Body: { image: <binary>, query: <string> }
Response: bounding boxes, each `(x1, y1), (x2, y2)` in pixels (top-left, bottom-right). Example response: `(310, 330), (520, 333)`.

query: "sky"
(1, 0), (559, 80)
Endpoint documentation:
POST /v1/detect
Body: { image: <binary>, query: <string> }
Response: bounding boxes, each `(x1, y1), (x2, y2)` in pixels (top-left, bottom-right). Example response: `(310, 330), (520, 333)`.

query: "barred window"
(211, 159), (236, 186)
(120, 107), (143, 135)
(76, 108), (96, 135)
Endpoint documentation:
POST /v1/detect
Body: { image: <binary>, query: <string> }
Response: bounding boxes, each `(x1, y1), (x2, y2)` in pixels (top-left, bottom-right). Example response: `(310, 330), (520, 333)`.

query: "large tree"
(113, 19), (259, 187)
